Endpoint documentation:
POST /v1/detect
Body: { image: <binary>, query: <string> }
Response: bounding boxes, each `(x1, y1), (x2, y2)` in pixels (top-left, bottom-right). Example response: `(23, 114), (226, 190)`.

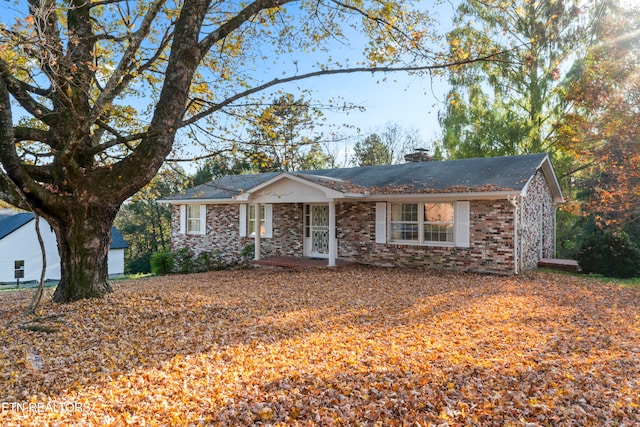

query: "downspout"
(508, 195), (519, 275)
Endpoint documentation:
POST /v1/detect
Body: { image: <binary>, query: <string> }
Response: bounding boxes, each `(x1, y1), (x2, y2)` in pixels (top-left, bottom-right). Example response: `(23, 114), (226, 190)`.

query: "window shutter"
(455, 201), (470, 248)
(264, 204), (273, 238)
(199, 205), (207, 235)
(239, 204), (247, 237)
(179, 205), (186, 234)
(375, 202), (387, 244)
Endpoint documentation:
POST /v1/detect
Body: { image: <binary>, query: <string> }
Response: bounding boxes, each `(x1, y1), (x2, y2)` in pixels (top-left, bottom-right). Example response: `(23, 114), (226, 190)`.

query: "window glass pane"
(423, 203), (454, 243)
(391, 203), (418, 222)
(248, 204), (266, 236)
(390, 203), (419, 241)
(248, 205), (255, 235)
(187, 205), (201, 233)
(405, 203), (418, 221)
(391, 223), (419, 241)
(424, 203), (454, 222)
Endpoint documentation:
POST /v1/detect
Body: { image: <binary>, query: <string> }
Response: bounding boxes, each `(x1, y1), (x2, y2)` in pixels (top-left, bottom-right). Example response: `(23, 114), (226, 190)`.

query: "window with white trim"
(390, 203), (419, 241)
(390, 202), (455, 244)
(187, 205), (203, 234)
(248, 204), (266, 237)
(240, 204), (272, 238)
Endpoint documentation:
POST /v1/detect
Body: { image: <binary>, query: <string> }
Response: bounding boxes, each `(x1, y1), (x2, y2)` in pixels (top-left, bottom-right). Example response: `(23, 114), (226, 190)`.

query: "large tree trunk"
(51, 205), (119, 303)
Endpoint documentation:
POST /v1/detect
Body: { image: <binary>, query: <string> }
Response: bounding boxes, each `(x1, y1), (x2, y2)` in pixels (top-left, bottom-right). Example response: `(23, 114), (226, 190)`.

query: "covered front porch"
(235, 172), (364, 267)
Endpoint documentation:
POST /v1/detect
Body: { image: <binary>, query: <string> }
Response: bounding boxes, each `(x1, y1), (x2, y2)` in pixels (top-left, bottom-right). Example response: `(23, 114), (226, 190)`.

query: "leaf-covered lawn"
(1, 267), (639, 426)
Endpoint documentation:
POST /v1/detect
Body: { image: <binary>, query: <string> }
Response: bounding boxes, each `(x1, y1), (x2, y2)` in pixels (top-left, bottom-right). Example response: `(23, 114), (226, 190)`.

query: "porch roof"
(160, 153), (563, 204)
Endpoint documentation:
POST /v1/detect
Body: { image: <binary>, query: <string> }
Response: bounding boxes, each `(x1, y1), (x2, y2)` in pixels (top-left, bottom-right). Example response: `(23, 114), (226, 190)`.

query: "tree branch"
(198, 0), (299, 55)
(28, 0), (65, 88)
(182, 52), (509, 127)
(0, 59), (55, 124)
(89, 0), (169, 125)
(0, 172), (30, 210)
(13, 127), (50, 143)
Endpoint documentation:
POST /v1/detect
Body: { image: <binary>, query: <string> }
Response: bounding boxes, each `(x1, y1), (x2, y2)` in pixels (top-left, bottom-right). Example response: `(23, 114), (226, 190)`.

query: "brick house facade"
(163, 154), (563, 275)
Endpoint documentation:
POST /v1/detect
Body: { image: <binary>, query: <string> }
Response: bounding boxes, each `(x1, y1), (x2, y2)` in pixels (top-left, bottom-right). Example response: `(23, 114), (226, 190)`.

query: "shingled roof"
(162, 153), (563, 202)
(0, 210), (128, 249)
(0, 211), (33, 240)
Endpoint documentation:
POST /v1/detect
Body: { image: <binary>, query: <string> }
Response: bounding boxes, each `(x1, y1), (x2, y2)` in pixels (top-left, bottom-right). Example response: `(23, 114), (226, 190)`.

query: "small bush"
(171, 248), (195, 274)
(151, 249), (230, 275)
(577, 228), (640, 278)
(240, 242), (255, 259)
(194, 250), (224, 272)
(150, 251), (173, 276)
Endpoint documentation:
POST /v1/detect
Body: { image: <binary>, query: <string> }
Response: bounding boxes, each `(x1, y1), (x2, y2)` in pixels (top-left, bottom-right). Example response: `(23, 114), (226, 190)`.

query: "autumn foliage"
(1, 267), (639, 425)
(557, 5), (640, 230)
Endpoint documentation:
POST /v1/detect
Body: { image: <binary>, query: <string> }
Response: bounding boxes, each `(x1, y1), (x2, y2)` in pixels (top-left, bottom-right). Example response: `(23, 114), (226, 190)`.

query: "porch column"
(328, 201), (336, 267)
(253, 203), (261, 261)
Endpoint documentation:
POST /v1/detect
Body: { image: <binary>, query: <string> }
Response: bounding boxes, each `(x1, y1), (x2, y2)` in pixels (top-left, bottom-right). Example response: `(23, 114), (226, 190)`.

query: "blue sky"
(302, 66), (451, 162)
(249, 0), (460, 165)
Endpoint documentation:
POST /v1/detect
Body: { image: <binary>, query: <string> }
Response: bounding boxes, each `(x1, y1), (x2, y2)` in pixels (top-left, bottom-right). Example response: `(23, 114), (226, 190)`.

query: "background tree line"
(119, 0), (640, 278)
(434, 0), (639, 277)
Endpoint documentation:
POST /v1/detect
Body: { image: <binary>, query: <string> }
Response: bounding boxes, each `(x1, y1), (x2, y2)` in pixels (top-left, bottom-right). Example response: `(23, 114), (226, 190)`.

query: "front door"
(305, 204), (329, 258)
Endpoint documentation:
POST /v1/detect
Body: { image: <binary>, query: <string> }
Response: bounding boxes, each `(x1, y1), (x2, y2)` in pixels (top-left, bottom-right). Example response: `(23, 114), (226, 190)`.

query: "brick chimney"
(404, 148), (433, 163)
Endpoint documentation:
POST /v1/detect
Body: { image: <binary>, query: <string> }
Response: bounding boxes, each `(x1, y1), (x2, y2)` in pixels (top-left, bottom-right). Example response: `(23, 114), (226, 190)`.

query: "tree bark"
(50, 205), (118, 303)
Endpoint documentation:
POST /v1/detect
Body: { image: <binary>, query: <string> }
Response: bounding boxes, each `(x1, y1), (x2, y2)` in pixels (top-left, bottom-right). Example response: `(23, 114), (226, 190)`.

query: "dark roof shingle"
(164, 153), (550, 201)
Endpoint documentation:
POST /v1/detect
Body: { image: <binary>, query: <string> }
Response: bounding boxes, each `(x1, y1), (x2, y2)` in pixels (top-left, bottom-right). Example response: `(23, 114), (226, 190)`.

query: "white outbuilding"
(0, 209), (128, 283)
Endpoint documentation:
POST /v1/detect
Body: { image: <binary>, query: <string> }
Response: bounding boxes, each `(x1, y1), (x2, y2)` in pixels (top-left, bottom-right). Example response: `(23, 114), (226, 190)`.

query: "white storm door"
(305, 204), (330, 258)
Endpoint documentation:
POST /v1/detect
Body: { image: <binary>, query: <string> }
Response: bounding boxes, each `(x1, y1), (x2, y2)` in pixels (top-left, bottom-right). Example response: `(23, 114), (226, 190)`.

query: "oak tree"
(0, 0), (491, 302)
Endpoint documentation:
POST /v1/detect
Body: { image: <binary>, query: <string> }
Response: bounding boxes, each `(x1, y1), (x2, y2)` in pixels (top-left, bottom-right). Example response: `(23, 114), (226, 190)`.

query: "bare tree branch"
(89, 0), (169, 125)
(182, 52), (513, 127)
(198, 0), (299, 55)
(0, 59), (55, 123)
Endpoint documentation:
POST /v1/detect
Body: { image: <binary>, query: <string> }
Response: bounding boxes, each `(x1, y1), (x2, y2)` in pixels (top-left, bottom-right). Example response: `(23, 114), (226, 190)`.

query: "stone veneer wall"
(518, 171), (556, 270)
(336, 200), (516, 275)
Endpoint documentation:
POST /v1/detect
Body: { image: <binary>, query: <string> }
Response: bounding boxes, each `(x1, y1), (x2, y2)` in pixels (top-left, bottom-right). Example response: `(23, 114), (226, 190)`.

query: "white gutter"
(160, 190), (518, 205)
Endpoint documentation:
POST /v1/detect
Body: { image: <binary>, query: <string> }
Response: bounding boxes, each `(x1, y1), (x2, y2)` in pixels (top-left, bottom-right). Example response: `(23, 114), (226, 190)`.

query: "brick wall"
(260, 203), (305, 257)
(170, 190), (554, 275)
(336, 200), (516, 275)
(171, 203), (306, 262)
(171, 204), (243, 263)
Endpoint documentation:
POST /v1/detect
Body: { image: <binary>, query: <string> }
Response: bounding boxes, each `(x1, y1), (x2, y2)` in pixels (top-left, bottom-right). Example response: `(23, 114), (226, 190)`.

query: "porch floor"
(538, 258), (582, 273)
(253, 256), (351, 269)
